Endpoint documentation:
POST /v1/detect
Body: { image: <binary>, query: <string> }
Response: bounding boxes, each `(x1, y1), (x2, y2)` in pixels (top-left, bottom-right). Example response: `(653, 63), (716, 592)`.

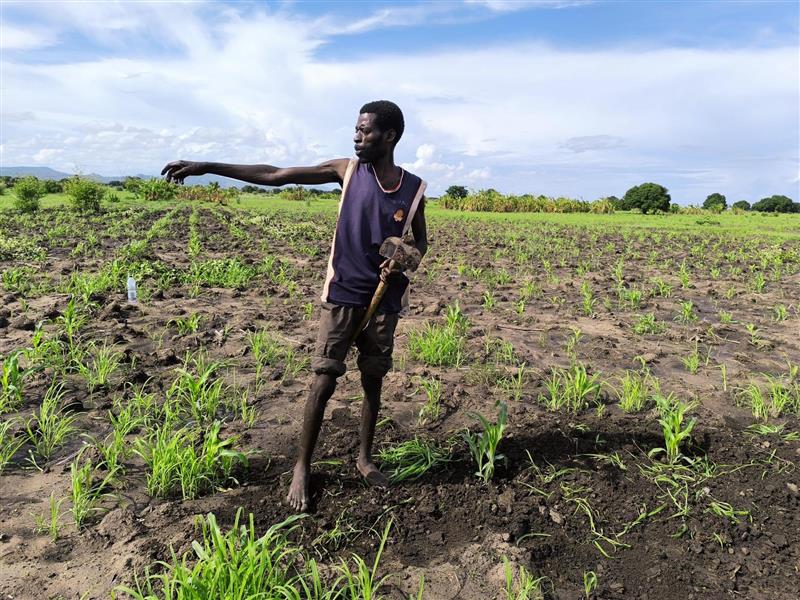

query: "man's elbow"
(260, 170), (282, 186)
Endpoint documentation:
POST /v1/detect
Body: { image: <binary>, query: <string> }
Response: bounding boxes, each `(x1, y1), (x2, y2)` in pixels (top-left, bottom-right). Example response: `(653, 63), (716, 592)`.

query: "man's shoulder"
(402, 167), (425, 188)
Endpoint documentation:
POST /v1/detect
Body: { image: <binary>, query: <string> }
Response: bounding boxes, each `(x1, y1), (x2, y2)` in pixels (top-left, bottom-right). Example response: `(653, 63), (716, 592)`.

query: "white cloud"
(33, 148), (61, 163)
(2, 111), (36, 122)
(0, 24), (57, 50)
(468, 167), (491, 180)
(1, 2), (797, 202)
(466, 0), (594, 12)
(414, 144), (436, 163)
(401, 145), (493, 189)
(562, 135), (625, 153)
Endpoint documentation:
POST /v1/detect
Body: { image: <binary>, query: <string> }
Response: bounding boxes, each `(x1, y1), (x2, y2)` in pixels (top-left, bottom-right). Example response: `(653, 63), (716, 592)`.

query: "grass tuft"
(377, 436), (451, 483)
(463, 401), (508, 483)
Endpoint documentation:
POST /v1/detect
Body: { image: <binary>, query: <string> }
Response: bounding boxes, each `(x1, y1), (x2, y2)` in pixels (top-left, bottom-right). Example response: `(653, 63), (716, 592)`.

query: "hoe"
(348, 236), (421, 346)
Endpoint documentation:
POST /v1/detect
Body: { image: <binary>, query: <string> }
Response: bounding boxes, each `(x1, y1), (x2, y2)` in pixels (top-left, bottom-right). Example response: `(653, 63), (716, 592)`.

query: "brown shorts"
(311, 302), (399, 379)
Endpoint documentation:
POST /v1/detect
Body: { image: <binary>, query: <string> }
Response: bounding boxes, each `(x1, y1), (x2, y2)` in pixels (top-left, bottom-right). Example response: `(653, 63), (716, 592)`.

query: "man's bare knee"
(310, 373), (337, 402)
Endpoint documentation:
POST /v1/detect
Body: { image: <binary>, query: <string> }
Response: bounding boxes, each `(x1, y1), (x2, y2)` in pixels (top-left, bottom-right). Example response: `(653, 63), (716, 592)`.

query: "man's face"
(353, 113), (393, 162)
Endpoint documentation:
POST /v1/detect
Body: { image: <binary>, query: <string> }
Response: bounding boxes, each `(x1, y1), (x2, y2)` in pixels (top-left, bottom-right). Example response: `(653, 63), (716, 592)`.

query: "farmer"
(162, 100), (428, 511)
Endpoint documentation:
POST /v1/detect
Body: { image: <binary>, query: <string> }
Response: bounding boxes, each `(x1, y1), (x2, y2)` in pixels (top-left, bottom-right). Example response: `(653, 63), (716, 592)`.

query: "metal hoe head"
(379, 236), (421, 272)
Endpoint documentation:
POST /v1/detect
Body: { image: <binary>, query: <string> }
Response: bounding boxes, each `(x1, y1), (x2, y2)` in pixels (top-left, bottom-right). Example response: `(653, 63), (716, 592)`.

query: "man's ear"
(384, 129), (397, 145)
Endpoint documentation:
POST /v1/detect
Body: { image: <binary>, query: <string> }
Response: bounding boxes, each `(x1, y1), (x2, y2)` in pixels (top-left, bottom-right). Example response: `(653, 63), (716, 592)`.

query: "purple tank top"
(321, 160), (425, 313)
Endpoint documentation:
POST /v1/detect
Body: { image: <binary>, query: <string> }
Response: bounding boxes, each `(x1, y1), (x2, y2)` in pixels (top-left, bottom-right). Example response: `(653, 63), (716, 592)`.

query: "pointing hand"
(161, 160), (206, 184)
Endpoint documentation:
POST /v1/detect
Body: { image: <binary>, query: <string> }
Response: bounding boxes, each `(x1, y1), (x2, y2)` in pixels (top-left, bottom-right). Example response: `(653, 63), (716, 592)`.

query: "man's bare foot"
(286, 463), (310, 512)
(357, 457), (389, 487)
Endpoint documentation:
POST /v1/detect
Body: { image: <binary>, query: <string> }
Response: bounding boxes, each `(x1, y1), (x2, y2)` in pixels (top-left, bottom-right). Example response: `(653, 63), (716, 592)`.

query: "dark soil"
(1, 204), (798, 599)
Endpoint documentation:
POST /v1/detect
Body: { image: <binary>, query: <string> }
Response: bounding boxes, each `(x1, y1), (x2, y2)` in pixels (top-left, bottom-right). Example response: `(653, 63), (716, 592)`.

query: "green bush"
(439, 188), (611, 213)
(178, 183), (239, 204)
(44, 180), (63, 194)
(702, 193), (727, 211)
(123, 177), (142, 195)
(731, 200), (750, 211)
(11, 176), (44, 213)
(138, 178), (177, 202)
(64, 176), (105, 212)
(590, 198), (615, 213)
(284, 185), (307, 202)
(622, 183), (671, 214)
(752, 195), (798, 213)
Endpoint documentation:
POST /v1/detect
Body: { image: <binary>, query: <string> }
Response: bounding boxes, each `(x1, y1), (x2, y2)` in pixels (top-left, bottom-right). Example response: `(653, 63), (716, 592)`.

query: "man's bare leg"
(287, 373), (337, 511)
(356, 372), (389, 487)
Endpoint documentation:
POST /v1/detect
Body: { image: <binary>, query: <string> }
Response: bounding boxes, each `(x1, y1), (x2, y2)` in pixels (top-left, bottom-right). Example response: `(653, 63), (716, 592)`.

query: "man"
(162, 100), (428, 511)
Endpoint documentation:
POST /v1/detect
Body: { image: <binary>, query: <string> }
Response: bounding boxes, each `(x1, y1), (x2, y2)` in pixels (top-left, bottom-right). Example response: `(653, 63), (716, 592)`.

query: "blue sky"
(2, 0), (798, 203)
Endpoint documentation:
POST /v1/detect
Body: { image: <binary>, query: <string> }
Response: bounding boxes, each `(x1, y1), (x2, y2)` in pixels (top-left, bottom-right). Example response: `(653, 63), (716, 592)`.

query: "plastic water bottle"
(126, 276), (138, 303)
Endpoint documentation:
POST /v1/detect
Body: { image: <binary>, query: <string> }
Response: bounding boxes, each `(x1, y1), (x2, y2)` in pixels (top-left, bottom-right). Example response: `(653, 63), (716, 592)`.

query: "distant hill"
(0, 166), (262, 189)
(0, 166), (115, 181)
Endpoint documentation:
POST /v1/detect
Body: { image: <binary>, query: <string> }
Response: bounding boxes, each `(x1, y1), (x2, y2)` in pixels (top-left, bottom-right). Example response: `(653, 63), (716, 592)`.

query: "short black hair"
(360, 100), (404, 144)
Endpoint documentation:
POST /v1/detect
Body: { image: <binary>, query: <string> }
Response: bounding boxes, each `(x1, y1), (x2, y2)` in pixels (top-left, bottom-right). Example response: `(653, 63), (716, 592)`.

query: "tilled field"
(1, 201), (799, 599)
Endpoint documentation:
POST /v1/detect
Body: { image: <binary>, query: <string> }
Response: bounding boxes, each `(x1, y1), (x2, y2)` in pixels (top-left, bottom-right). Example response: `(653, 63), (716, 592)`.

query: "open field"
(1, 195), (799, 599)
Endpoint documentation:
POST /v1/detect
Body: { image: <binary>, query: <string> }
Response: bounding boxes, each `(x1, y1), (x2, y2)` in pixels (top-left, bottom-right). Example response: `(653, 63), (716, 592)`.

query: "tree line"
(444, 184), (799, 214)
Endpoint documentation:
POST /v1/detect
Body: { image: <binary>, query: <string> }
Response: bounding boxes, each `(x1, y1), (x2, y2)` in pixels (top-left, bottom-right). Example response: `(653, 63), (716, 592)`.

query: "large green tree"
(731, 200), (750, 211)
(445, 185), (468, 199)
(622, 183), (671, 213)
(703, 193), (727, 211)
(752, 195), (798, 213)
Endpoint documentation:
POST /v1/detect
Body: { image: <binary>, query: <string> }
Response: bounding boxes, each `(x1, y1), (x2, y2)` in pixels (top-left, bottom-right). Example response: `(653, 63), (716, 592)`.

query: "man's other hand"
(379, 259), (403, 284)
(161, 160), (206, 184)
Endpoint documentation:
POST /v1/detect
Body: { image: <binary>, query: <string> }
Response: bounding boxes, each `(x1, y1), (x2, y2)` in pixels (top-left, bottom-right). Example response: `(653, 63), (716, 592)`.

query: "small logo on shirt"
(393, 208), (405, 222)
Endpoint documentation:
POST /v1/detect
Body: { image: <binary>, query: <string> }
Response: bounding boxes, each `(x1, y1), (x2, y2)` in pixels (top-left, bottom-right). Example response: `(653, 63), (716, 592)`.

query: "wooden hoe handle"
(349, 259), (394, 347)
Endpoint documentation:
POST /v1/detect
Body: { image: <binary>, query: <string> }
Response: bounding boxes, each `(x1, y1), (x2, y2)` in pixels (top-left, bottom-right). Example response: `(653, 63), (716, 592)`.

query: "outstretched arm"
(160, 158), (350, 187)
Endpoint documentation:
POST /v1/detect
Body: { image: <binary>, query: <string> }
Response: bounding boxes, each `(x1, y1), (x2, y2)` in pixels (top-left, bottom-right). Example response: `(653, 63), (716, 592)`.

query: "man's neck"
(369, 153), (400, 189)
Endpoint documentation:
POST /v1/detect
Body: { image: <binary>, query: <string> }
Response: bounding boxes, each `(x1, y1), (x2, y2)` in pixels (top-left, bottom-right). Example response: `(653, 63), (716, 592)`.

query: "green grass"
(27, 189), (155, 210)
(408, 302), (468, 367)
(167, 353), (228, 425)
(0, 418), (24, 474)
(0, 350), (29, 414)
(116, 509), (395, 600)
(134, 421), (247, 500)
(463, 402), (508, 483)
(170, 313), (203, 335)
(185, 258), (255, 290)
(70, 453), (119, 529)
(737, 377), (800, 421)
(648, 394), (698, 464)
(230, 193), (800, 239)
(503, 556), (545, 600)
(377, 436), (451, 483)
(428, 206), (800, 239)
(611, 369), (660, 413)
(24, 384), (78, 461)
(416, 376), (443, 424)
(246, 328), (286, 367)
(17, 192), (800, 241)
(538, 362), (602, 413)
(408, 322), (465, 367)
(76, 342), (123, 391)
(32, 492), (66, 541)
